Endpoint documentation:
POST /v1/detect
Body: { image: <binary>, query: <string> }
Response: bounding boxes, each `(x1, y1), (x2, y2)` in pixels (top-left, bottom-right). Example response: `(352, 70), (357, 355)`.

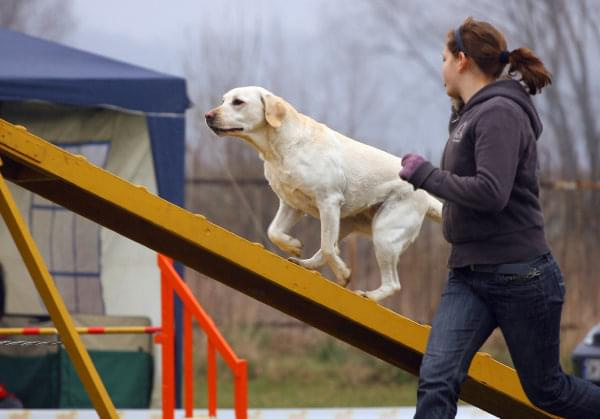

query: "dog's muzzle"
(204, 111), (243, 134)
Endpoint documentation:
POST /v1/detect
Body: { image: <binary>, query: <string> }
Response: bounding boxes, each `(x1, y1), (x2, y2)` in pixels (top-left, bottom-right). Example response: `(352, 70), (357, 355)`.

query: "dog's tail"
(425, 193), (443, 223)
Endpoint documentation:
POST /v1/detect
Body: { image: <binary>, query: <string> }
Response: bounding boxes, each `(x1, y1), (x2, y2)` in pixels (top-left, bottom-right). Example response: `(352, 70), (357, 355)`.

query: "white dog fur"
(205, 86), (442, 301)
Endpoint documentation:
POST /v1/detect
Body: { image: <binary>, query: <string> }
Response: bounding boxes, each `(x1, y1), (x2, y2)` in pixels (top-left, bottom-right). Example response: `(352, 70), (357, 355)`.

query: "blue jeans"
(414, 253), (600, 419)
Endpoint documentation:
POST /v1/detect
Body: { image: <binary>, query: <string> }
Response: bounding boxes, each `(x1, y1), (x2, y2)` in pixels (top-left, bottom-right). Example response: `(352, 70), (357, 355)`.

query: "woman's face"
(442, 46), (460, 98)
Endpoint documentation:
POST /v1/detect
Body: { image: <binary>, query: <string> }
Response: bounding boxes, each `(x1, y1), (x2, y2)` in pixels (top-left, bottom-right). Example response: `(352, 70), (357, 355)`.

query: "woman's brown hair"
(447, 17), (552, 95)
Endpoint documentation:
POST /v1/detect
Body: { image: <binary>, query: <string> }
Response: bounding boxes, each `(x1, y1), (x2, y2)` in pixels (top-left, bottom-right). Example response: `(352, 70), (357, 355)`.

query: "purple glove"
(399, 153), (426, 180)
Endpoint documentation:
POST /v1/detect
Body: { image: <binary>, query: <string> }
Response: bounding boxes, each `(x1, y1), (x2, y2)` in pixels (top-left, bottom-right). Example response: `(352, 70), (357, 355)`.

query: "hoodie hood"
(462, 79), (543, 139)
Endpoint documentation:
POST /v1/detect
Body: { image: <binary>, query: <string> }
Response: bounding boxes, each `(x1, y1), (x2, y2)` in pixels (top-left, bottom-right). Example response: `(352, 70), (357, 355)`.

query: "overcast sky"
(63, 0), (324, 77)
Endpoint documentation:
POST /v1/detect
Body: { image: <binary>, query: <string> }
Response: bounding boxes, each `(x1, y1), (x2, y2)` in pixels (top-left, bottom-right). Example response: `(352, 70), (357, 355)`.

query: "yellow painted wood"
(0, 119), (558, 418)
(0, 156), (117, 418)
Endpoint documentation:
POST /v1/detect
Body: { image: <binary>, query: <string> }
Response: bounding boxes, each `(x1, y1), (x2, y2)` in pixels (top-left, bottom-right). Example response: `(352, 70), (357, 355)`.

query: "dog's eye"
(232, 99), (245, 106)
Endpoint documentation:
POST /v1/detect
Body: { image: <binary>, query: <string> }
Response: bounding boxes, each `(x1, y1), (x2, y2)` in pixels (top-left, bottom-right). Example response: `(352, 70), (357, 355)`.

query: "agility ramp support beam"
(0, 153), (118, 418)
(0, 119), (558, 418)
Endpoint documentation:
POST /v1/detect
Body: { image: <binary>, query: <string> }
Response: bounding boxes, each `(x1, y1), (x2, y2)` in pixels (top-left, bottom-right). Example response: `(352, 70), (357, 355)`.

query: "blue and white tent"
(0, 27), (190, 331)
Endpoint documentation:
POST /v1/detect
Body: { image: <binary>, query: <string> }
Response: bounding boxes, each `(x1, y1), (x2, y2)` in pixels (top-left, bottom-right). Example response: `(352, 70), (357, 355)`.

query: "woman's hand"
(399, 153), (427, 180)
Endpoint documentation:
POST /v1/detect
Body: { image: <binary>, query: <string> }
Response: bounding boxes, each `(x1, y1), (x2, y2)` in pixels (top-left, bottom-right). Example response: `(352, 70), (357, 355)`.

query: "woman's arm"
(402, 106), (522, 213)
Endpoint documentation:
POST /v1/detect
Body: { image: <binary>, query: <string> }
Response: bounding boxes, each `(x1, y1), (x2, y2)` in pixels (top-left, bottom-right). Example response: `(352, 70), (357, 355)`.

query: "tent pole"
(0, 156), (118, 418)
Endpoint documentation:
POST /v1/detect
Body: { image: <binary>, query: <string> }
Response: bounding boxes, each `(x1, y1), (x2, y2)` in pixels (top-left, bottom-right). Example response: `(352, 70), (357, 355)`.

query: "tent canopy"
(0, 28), (190, 205)
(0, 28), (189, 114)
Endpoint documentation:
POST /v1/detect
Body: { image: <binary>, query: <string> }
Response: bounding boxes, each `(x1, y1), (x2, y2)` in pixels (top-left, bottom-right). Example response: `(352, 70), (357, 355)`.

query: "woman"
(400, 17), (600, 419)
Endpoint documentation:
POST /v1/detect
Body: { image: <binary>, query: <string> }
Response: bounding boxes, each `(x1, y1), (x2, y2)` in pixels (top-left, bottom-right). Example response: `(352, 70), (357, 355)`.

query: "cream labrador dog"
(205, 86), (442, 301)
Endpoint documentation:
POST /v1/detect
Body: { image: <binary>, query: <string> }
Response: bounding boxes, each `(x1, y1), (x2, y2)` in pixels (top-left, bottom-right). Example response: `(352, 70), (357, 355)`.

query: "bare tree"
(502, 1), (600, 180)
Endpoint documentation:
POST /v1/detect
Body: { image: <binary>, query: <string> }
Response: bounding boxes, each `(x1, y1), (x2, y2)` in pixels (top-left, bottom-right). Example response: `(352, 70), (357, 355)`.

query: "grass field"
(189, 325), (579, 409)
(195, 373), (417, 408)
(192, 329), (418, 408)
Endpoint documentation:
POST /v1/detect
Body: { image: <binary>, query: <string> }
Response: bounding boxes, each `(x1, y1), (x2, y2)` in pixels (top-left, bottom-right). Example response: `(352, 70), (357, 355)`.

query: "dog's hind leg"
(356, 198), (424, 301)
(267, 200), (304, 257)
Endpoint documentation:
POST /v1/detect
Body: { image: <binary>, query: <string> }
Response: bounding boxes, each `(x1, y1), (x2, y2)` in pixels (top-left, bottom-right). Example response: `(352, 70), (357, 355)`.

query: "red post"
(235, 360), (248, 419)
(184, 308), (194, 418)
(207, 338), (217, 417)
(158, 255), (175, 419)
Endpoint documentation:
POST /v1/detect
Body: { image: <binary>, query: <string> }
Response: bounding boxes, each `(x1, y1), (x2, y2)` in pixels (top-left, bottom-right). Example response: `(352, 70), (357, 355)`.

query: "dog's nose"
(205, 111), (216, 123)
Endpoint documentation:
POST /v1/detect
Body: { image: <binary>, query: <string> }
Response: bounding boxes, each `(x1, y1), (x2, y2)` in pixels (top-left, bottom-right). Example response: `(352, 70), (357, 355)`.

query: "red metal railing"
(0, 326), (161, 335)
(156, 254), (248, 419)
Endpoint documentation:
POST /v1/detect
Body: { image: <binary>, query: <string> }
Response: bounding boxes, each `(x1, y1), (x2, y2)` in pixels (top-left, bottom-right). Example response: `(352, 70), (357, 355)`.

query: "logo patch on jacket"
(452, 122), (468, 143)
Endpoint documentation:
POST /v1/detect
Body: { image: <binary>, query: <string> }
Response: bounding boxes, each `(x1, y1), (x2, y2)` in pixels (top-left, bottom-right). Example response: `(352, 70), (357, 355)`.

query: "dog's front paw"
(288, 256), (302, 265)
(286, 239), (303, 257)
(355, 284), (401, 302)
(288, 256), (315, 270)
(274, 238), (302, 257)
(288, 251), (326, 270)
(331, 263), (351, 287)
(337, 267), (351, 287)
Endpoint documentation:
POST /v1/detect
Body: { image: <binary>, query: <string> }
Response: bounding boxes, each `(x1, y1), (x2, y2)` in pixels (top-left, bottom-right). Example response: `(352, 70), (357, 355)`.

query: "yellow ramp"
(0, 119), (556, 418)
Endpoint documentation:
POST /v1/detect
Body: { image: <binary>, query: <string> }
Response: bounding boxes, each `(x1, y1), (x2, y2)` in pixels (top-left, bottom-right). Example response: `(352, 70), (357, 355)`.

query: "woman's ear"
(262, 93), (286, 128)
(457, 51), (469, 72)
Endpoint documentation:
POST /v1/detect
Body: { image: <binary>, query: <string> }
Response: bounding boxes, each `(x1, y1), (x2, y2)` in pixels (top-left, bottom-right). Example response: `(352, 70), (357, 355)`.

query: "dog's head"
(204, 86), (287, 138)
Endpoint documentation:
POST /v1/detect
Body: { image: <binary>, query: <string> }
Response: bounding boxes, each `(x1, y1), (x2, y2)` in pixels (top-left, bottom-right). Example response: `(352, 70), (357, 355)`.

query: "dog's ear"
(262, 93), (286, 129)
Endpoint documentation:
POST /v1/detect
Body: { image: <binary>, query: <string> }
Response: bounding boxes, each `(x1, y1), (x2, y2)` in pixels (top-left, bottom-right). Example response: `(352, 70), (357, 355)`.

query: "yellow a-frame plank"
(0, 156), (117, 418)
(0, 119), (557, 418)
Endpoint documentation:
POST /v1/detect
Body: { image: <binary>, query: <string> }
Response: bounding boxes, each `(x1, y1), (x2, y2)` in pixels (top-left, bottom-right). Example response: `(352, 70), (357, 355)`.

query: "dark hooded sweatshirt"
(408, 79), (550, 268)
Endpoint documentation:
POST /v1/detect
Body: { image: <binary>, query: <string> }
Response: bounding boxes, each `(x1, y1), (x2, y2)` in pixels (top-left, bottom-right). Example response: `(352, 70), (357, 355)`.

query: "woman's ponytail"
(508, 48), (552, 95)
